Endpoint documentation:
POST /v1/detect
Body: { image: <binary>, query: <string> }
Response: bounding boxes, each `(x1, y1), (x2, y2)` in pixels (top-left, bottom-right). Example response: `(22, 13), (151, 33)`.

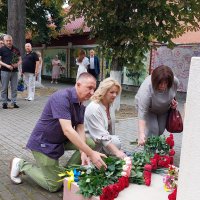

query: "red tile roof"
(172, 30), (200, 44)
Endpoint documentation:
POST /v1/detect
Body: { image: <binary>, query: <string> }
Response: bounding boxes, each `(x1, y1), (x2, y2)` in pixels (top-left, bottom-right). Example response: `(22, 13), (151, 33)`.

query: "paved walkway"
(0, 81), (185, 200)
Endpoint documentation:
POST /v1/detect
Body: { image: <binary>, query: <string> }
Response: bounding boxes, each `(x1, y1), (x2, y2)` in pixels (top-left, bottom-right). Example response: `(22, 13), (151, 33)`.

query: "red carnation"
(158, 155), (171, 168)
(118, 176), (129, 189)
(117, 177), (126, 191)
(169, 149), (175, 156)
(153, 153), (160, 162)
(166, 137), (175, 148)
(169, 133), (174, 139)
(144, 164), (152, 172)
(150, 158), (158, 170)
(144, 177), (151, 186)
(168, 188), (177, 200)
(107, 184), (120, 198)
(100, 186), (114, 200)
(143, 170), (152, 186)
(124, 176), (129, 188)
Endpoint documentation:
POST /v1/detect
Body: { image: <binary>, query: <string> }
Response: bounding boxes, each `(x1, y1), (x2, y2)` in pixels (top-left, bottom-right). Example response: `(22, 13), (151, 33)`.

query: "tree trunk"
(7, 0), (26, 56)
(110, 58), (123, 111)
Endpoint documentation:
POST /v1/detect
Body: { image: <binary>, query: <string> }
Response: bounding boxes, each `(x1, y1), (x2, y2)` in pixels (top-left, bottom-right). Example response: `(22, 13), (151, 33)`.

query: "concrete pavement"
(0, 81), (185, 200)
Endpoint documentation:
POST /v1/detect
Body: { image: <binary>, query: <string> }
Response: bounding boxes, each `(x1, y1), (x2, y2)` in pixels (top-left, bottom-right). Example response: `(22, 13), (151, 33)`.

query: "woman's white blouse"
(84, 101), (115, 147)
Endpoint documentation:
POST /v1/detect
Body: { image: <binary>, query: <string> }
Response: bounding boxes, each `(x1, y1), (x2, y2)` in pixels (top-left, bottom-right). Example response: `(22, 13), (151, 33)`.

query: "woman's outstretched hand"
(138, 133), (146, 146)
(171, 99), (178, 109)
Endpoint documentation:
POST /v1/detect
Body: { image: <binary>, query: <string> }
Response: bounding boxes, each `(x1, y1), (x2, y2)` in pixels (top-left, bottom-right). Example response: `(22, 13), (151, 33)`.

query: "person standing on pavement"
(135, 65), (179, 146)
(0, 38), (11, 102)
(0, 38), (4, 82)
(0, 35), (22, 109)
(51, 55), (62, 84)
(22, 43), (39, 101)
(35, 51), (43, 88)
(85, 77), (126, 159)
(10, 72), (107, 192)
(88, 49), (100, 83)
(0, 39), (4, 89)
(76, 49), (90, 81)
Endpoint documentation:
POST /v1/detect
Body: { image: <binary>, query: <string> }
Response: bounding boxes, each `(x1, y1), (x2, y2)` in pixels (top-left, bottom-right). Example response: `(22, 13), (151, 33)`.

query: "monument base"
(63, 178), (99, 200)
(63, 174), (169, 200)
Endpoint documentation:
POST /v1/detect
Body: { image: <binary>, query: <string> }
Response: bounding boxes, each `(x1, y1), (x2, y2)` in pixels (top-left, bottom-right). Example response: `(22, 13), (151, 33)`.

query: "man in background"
(0, 38), (11, 102)
(22, 43), (39, 101)
(0, 35), (21, 109)
(88, 49), (100, 84)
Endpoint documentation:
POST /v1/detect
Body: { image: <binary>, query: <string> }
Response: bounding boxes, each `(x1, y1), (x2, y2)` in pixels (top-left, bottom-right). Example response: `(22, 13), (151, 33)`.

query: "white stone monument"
(177, 57), (200, 200)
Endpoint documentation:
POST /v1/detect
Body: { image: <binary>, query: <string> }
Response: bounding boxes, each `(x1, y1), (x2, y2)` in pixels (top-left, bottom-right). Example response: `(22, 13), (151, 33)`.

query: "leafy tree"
(0, 0), (65, 47)
(67, 0), (200, 71)
(25, 0), (65, 44)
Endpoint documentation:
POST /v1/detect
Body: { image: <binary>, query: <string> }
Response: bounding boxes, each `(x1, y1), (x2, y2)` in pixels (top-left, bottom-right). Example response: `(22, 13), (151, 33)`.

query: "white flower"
(124, 157), (131, 162)
(122, 165), (129, 171)
(126, 160), (132, 166)
(121, 171), (127, 177)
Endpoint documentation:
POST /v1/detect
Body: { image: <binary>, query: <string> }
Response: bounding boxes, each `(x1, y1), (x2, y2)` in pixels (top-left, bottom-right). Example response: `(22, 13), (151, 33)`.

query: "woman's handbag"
(166, 108), (183, 133)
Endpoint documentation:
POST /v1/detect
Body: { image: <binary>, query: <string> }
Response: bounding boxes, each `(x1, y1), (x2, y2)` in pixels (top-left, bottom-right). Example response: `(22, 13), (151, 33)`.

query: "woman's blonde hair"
(91, 77), (122, 103)
(36, 51), (41, 57)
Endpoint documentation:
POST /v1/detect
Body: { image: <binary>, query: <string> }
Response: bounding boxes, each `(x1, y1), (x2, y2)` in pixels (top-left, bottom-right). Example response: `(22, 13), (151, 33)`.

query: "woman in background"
(135, 65), (179, 146)
(51, 55), (62, 84)
(76, 49), (89, 81)
(35, 51), (43, 87)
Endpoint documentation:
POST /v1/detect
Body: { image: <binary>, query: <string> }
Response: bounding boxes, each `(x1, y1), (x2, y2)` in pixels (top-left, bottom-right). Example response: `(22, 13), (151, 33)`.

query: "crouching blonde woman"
(84, 78), (126, 159)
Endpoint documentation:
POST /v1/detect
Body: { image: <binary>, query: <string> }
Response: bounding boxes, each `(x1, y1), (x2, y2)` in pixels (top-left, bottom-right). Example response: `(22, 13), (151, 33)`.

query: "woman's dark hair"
(151, 65), (174, 90)
(77, 49), (86, 63)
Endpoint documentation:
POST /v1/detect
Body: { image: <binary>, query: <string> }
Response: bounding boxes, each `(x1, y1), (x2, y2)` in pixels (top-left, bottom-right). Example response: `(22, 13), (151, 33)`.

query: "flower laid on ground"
(99, 157), (131, 200)
(59, 156), (132, 199)
(130, 133), (176, 187)
(163, 164), (179, 200)
(129, 151), (150, 185)
(100, 176), (129, 200)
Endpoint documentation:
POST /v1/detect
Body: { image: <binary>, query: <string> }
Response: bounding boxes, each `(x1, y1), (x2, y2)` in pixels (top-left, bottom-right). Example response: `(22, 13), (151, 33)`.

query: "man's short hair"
(77, 72), (96, 82)
(25, 43), (32, 47)
(3, 34), (12, 40)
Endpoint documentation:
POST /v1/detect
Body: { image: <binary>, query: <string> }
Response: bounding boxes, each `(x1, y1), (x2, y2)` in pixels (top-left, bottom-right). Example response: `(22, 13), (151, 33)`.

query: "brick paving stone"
(0, 81), (185, 200)
(0, 190), (15, 200)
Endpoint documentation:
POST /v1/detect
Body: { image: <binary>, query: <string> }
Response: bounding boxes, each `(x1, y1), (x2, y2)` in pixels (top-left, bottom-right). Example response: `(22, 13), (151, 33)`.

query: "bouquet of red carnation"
(100, 158), (131, 200)
(143, 164), (152, 186)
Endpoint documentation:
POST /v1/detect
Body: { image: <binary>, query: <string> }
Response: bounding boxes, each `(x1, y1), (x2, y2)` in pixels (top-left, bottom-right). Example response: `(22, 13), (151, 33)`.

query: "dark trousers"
(88, 69), (99, 88)
(0, 70), (9, 99)
(88, 69), (98, 79)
